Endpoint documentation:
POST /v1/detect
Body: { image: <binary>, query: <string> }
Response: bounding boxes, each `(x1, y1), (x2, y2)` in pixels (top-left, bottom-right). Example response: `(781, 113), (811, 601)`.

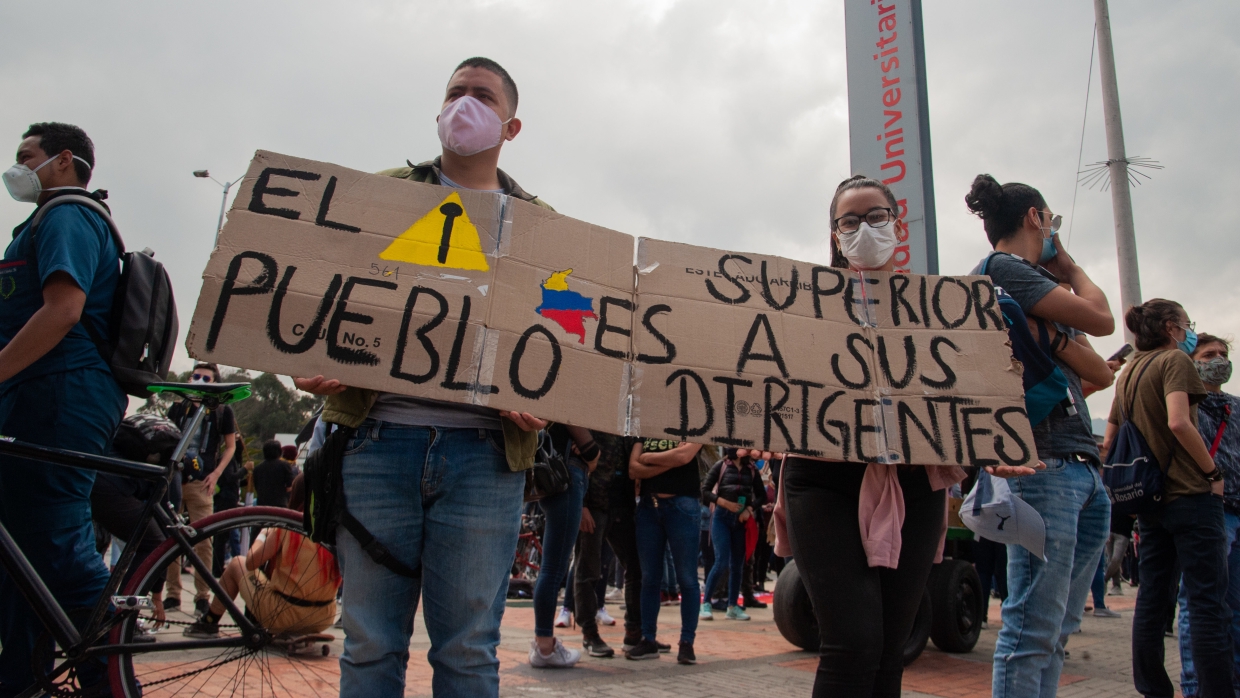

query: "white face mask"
(3, 154), (92, 203)
(836, 221), (898, 270)
(437, 95), (511, 157)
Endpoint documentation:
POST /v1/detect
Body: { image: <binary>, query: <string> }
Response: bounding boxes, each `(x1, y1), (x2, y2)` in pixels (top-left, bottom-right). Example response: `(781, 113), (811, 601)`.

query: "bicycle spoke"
(110, 510), (342, 697)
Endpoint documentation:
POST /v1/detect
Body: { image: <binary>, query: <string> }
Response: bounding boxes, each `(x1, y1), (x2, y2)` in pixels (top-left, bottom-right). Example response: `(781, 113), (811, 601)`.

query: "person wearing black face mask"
(0, 122), (127, 697)
(1175, 333), (1240, 698)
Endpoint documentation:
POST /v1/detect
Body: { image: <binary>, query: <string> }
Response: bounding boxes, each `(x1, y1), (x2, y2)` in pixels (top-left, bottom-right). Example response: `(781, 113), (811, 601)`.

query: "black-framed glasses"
(190, 373), (214, 383)
(833, 207), (896, 234)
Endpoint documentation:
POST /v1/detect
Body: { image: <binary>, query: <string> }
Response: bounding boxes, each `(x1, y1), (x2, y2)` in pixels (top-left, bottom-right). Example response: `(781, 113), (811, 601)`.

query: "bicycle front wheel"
(108, 507), (342, 697)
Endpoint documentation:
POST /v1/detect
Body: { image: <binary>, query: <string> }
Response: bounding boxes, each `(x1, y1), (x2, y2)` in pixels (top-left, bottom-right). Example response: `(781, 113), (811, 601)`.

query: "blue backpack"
(1102, 354), (1167, 516)
(977, 253), (1074, 426)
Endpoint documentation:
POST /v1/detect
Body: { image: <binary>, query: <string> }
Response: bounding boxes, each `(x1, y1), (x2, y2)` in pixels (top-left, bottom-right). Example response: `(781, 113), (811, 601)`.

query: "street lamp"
(194, 169), (244, 245)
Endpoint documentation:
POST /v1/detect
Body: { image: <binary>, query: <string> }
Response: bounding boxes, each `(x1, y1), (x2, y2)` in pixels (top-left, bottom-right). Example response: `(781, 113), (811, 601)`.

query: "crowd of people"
(0, 54), (1237, 698)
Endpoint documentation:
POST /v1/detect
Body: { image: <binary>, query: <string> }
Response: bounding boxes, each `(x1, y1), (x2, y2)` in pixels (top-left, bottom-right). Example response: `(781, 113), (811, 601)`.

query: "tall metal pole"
(213, 181), (230, 246)
(1093, 0), (1141, 340)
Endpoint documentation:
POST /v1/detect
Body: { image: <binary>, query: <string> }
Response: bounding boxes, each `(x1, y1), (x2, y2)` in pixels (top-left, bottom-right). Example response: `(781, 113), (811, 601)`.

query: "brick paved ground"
(143, 575), (1185, 696)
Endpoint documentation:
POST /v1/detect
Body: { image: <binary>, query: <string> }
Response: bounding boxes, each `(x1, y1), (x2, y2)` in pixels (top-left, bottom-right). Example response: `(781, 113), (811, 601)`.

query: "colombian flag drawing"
(535, 269), (597, 344)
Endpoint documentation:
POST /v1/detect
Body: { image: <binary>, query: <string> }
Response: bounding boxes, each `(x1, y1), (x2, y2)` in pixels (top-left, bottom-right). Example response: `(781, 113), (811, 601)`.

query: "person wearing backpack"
(1103, 304), (1232, 698)
(965, 174), (1117, 698)
(0, 123), (127, 697)
(1174, 333), (1240, 698)
(164, 362), (237, 619)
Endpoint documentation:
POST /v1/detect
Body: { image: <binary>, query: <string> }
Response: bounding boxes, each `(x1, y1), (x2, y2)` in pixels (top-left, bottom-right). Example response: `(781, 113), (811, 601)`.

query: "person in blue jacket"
(0, 122), (124, 697)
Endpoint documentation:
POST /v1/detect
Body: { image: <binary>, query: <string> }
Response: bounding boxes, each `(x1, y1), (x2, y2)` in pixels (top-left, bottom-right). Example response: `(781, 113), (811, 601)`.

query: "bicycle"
(0, 381), (341, 697)
(508, 510), (544, 598)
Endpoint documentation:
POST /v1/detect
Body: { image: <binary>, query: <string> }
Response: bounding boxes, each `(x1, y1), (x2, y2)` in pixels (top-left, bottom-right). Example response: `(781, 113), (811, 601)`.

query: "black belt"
(273, 589), (334, 608)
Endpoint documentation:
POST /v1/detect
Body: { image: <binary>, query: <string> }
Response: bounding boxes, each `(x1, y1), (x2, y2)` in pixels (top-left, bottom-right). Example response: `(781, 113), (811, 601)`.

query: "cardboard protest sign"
(628, 239), (1032, 468)
(188, 150), (1036, 468)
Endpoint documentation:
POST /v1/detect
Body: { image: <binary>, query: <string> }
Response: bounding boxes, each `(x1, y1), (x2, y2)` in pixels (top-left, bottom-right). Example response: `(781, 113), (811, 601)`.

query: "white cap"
(960, 472), (1047, 561)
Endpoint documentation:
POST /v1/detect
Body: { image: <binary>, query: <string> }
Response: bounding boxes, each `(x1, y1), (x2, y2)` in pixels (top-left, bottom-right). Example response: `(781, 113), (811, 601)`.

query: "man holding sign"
(295, 57), (552, 698)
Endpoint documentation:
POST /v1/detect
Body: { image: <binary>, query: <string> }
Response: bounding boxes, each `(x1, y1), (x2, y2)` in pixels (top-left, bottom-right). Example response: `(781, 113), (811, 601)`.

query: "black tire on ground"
(903, 587), (933, 666)
(928, 559), (984, 653)
(773, 560), (819, 652)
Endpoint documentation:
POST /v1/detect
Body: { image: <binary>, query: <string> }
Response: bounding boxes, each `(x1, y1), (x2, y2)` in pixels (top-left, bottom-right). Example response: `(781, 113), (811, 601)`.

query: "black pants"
(89, 474), (166, 593)
(1133, 494), (1233, 698)
(573, 507), (609, 635)
(605, 506), (642, 639)
(973, 536), (1008, 617)
(785, 459), (945, 698)
(211, 495), (239, 577)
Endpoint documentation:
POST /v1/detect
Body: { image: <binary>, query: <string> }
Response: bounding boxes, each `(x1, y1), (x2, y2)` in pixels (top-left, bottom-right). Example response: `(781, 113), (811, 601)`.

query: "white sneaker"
(554, 607), (571, 628)
(605, 587), (624, 601)
(596, 607), (617, 626)
(529, 638), (582, 668)
(1094, 607), (1122, 618)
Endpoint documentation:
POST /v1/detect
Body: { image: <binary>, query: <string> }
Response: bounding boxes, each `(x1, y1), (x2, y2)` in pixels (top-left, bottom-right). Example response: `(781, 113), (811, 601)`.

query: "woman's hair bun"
(965, 174), (1004, 218)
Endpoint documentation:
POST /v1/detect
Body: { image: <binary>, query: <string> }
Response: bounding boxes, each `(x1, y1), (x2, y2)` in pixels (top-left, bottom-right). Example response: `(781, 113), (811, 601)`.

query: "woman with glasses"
(777, 175), (1034, 697)
(965, 174), (1115, 698)
(1103, 302), (1233, 698)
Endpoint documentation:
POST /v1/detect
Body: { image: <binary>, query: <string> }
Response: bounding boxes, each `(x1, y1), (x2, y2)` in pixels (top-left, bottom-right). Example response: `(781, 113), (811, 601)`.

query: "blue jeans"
(636, 495), (701, 644)
(533, 462), (587, 637)
(1177, 510), (1240, 697)
(337, 422), (525, 698)
(993, 459), (1110, 698)
(703, 508), (745, 608)
(0, 369), (125, 697)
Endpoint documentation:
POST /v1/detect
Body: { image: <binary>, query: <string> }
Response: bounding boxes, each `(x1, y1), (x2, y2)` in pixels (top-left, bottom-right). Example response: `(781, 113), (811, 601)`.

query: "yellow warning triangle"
(379, 191), (490, 271)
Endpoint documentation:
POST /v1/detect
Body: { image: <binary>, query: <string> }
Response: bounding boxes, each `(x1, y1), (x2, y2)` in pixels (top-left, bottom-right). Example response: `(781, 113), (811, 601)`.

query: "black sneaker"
(183, 618), (219, 638)
(194, 598), (210, 619)
(656, 640), (671, 653)
(163, 597), (181, 611)
(710, 599), (727, 612)
(582, 632), (616, 658)
(624, 639), (661, 660)
(743, 595), (768, 609)
(622, 631), (641, 652)
(677, 641), (696, 665)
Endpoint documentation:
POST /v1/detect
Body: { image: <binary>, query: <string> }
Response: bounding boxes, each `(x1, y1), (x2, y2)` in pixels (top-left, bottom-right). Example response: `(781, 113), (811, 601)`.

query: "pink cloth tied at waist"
(772, 457), (966, 569)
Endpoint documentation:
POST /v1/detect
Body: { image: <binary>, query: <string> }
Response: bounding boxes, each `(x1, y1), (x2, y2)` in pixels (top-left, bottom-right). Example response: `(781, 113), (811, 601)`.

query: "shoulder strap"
(1210, 403), (1232, 458)
(977, 251), (1003, 275)
(26, 195), (126, 359)
(29, 195), (125, 253)
(1121, 353), (1160, 422)
(340, 509), (421, 579)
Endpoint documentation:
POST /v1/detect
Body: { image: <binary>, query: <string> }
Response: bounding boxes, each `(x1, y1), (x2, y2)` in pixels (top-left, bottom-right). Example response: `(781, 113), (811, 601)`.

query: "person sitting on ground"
(185, 475), (340, 638)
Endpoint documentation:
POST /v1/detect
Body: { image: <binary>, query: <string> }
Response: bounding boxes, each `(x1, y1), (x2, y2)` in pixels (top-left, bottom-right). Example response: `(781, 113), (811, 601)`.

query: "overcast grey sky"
(1, 0), (1236, 422)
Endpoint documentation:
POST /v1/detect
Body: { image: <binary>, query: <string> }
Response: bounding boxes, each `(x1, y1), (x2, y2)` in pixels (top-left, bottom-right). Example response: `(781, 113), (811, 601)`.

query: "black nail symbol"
(438, 202), (464, 264)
